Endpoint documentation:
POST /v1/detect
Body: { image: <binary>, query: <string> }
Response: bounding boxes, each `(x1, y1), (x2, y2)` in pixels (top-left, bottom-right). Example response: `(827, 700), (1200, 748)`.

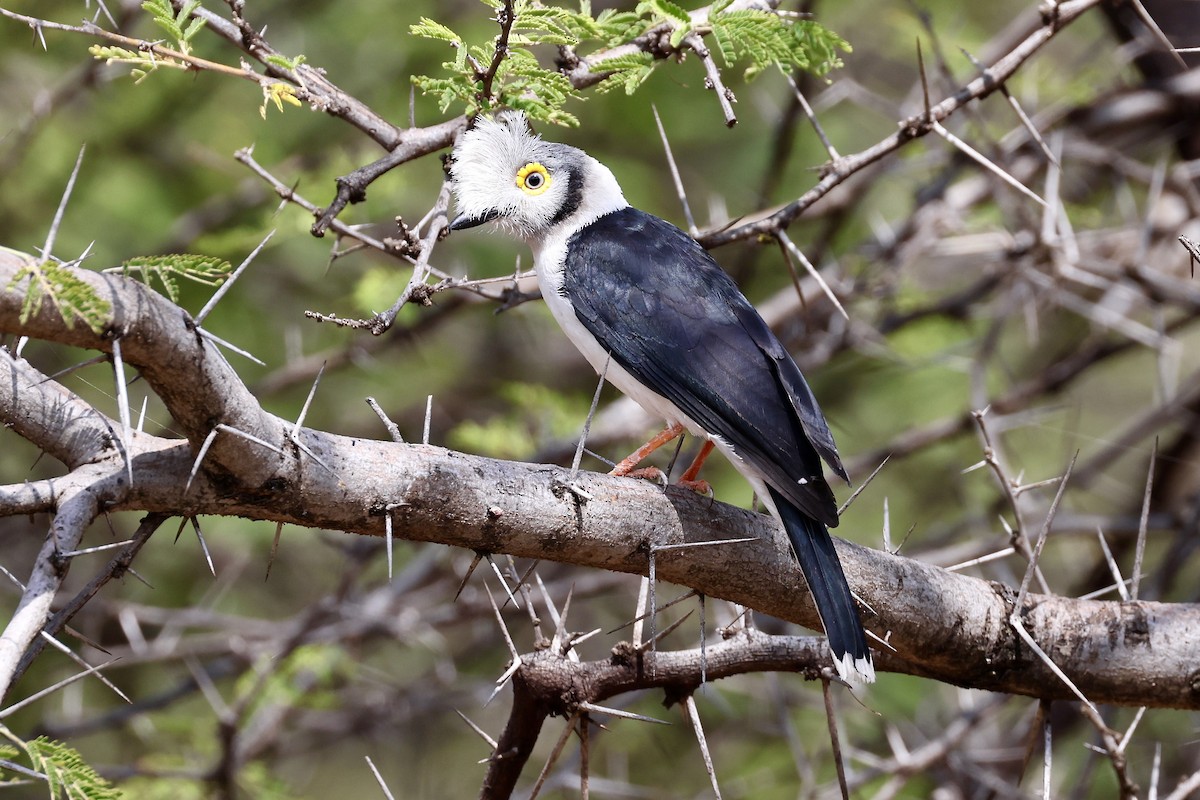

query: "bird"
(448, 112), (874, 685)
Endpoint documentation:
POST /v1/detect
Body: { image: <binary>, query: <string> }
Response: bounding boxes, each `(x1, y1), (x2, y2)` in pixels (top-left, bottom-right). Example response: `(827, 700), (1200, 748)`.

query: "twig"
(684, 32), (737, 127)
(822, 677), (850, 800)
(477, 0), (516, 102)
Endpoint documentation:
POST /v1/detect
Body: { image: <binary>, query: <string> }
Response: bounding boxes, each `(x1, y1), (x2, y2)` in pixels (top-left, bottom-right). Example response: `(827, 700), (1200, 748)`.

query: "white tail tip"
(833, 650), (876, 688)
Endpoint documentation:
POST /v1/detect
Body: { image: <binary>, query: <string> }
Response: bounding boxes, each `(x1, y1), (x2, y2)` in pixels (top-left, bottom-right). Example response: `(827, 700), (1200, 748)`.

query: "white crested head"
(449, 112), (628, 242)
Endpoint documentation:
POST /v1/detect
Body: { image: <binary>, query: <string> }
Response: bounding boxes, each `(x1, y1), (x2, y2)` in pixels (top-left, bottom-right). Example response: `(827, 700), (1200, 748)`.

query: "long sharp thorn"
(1094, 528), (1128, 601)
(553, 584), (575, 654)
(533, 570), (561, 629)
(778, 230), (848, 320)
(191, 517), (216, 577)
(577, 701), (669, 725)
(37, 354), (107, 385)
(651, 537), (756, 552)
(838, 455), (890, 515)
(570, 355), (609, 479)
(684, 695), (722, 799)
(60, 539), (137, 558)
(454, 552), (484, 601)
(42, 145), (86, 258)
(0, 658), (120, 720)
(487, 554), (520, 610)
(485, 582), (520, 661)
(37, 633), (129, 704)
(638, 609), (694, 652)
(653, 105), (697, 237)
(290, 360), (327, 444)
(265, 521), (284, 581)
(1011, 615), (1096, 713)
(932, 121), (1047, 207)
(608, 589), (698, 636)
(185, 428), (218, 495)
(455, 709), (499, 749)
(1131, 439), (1156, 601)
(632, 576), (650, 648)
(197, 328), (266, 365)
(364, 756), (396, 800)
(423, 395), (433, 445)
(822, 678), (850, 800)
(1015, 453), (1077, 608)
(527, 714), (579, 800)
(111, 337), (133, 485)
(385, 511), (394, 580)
(196, 230), (275, 325)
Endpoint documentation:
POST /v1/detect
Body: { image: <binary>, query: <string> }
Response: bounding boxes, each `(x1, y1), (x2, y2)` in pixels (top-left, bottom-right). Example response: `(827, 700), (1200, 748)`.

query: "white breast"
(531, 227), (751, 479)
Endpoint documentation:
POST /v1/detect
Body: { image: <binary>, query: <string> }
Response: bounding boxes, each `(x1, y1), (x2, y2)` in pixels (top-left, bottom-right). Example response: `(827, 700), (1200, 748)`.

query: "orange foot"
(621, 466), (668, 486)
(675, 477), (713, 497)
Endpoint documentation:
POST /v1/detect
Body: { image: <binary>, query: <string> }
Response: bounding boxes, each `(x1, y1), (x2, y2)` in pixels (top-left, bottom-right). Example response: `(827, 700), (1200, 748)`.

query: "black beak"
(449, 208), (501, 231)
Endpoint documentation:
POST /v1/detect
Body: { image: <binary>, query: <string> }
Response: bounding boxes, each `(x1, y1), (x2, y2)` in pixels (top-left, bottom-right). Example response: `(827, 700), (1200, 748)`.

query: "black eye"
(524, 172), (544, 189)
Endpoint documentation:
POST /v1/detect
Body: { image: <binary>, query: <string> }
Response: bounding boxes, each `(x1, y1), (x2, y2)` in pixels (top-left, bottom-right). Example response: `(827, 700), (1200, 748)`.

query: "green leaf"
(709, 8), (848, 80)
(264, 53), (307, 72)
(638, 0), (690, 26)
(24, 736), (122, 800)
(409, 17), (463, 44)
(7, 260), (111, 334)
(114, 254), (232, 303)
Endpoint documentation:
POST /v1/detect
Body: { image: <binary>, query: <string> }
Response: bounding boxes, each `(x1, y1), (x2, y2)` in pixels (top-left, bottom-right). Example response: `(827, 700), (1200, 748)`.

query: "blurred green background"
(2, 0), (1199, 797)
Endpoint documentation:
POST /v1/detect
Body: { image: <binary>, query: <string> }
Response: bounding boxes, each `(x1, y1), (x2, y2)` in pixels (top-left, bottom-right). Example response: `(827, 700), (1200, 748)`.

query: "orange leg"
(679, 440), (715, 483)
(609, 422), (685, 478)
(677, 440), (716, 495)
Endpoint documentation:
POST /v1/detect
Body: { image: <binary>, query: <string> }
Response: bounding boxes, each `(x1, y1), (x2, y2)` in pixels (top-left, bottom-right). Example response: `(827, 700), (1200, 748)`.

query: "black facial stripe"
(548, 164), (583, 226)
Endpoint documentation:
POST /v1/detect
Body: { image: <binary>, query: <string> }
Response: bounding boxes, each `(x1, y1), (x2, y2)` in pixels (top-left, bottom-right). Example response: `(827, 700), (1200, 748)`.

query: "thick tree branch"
(1, 250), (1198, 710)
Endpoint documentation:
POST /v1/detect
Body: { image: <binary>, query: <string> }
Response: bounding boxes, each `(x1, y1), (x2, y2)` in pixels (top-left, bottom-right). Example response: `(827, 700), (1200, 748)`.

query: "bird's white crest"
(449, 112), (626, 242)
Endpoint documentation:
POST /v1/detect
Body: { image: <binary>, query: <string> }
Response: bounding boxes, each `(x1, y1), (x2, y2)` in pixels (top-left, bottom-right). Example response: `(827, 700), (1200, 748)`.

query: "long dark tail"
(768, 487), (874, 684)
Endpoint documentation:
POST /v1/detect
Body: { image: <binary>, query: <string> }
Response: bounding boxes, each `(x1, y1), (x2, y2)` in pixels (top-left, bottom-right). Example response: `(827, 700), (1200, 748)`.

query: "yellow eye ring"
(516, 162), (551, 195)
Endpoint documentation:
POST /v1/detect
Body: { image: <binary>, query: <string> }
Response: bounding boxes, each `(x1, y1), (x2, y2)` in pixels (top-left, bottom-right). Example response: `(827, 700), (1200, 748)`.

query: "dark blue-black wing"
(560, 207), (846, 527)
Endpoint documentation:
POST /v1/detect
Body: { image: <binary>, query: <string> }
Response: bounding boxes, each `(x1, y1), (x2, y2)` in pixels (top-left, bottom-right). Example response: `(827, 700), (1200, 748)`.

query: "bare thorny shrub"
(1, 0), (1199, 797)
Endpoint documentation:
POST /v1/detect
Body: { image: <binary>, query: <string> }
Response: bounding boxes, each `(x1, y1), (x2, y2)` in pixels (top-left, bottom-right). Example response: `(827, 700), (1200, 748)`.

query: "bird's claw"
(616, 466), (669, 487)
(675, 478), (713, 498)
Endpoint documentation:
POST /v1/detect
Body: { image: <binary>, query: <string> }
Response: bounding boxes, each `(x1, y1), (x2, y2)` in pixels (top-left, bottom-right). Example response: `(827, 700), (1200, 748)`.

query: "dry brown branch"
(2, 251), (1199, 717)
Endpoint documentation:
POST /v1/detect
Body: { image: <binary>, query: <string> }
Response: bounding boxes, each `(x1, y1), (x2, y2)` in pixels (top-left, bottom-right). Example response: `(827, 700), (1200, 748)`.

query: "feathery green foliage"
(411, 0), (848, 125)
(91, 1), (309, 110)
(709, 3), (850, 80)
(111, 254), (232, 304)
(89, 1), (208, 81)
(23, 736), (122, 799)
(87, 44), (189, 83)
(142, 0), (207, 56)
(6, 259), (111, 334)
